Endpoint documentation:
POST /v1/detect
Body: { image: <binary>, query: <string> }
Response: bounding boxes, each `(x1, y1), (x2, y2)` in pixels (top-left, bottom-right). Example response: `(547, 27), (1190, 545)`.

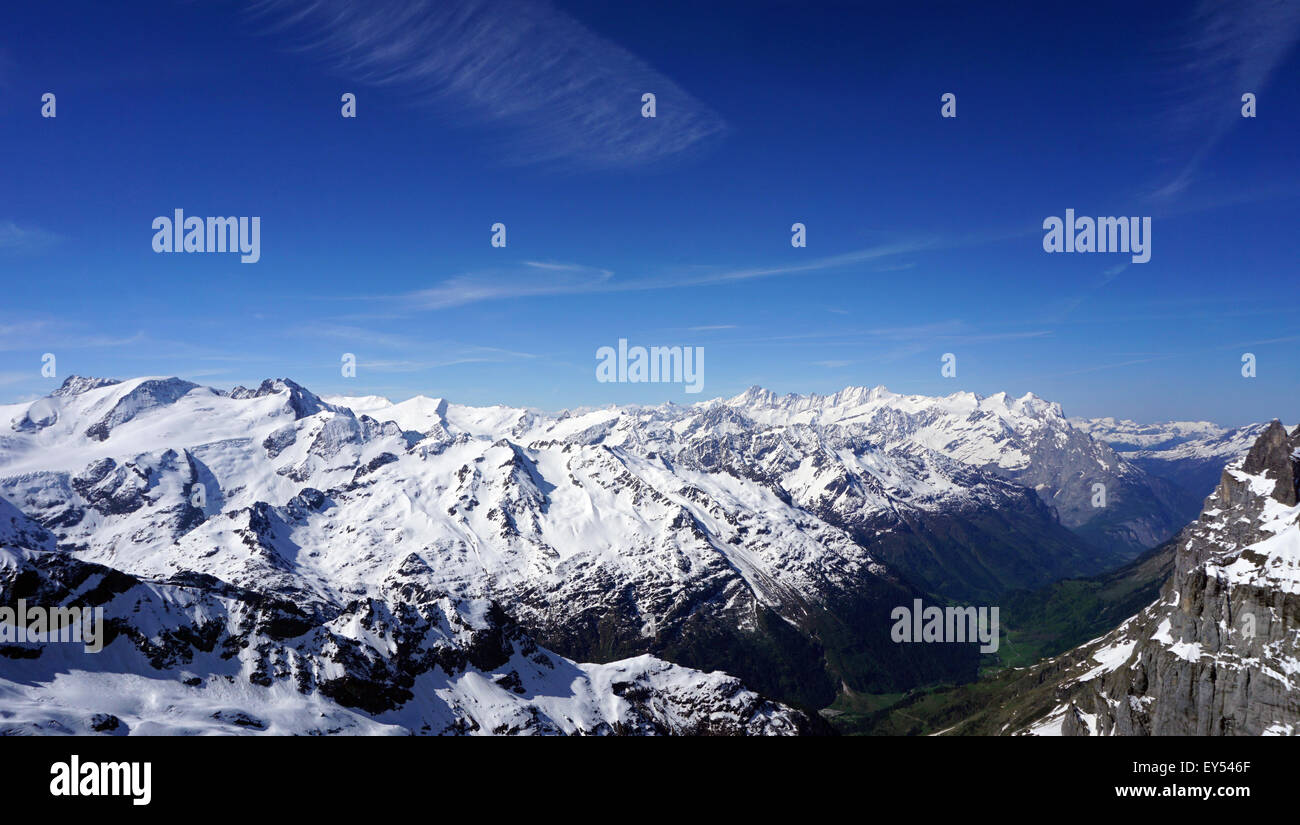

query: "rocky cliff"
(1016, 420), (1300, 735)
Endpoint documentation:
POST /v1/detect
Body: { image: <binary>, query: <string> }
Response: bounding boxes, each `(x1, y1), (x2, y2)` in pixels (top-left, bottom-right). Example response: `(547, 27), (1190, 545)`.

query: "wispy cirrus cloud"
(406, 261), (615, 309)
(289, 322), (427, 350)
(0, 221), (61, 254)
(860, 321), (1053, 344)
(675, 321), (1053, 355)
(329, 227), (1022, 313)
(287, 322), (536, 371)
(0, 372), (33, 387)
(247, 0), (727, 168)
(873, 261), (917, 273)
(1044, 263), (1130, 323)
(0, 319), (144, 352)
(356, 345), (536, 373)
(393, 237), (950, 310)
(1149, 0), (1300, 200)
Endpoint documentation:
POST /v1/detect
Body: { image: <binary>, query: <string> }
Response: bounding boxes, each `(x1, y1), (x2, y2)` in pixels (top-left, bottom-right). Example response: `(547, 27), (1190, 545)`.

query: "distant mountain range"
(0, 376), (1282, 734)
(1072, 416), (1278, 511)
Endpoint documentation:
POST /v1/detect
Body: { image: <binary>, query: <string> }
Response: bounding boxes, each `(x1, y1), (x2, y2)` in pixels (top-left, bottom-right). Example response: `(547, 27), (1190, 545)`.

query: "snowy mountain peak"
(50, 375), (122, 397)
(728, 385), (780, 407)
(970, 390), (1059, 420)
(323, 394), (395, 415)
(1010, 391), (1062, 419)
(829, 385), (892, 406)
(335, 394), (451, 435)
(725, 385), (894, 412)
(230, 378), (335, 420)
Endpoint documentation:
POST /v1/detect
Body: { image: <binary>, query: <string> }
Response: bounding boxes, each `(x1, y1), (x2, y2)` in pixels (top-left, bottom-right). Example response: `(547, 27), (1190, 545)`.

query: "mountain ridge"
(0, 374), (1272, 727)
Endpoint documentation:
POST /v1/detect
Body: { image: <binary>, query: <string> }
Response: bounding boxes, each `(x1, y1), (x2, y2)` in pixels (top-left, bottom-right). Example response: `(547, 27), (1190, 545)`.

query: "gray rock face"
(0, 495), (55, 552)
(1016, 420), (1300, 736)
(1240, 421), (1300, 506)
(999, 427), (1192, 554)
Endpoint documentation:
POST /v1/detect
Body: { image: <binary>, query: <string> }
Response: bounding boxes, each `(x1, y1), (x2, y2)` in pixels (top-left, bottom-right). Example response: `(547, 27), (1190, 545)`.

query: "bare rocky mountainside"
(875, 420), (1299, 736)
(1030, 420), (1300, 735)
(0, 375), (1277, 733)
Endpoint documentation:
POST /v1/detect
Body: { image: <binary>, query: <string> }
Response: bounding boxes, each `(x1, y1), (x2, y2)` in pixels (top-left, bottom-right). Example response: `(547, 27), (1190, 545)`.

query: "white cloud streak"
(1150, 0), (1300, 199)
(247, 0), (727, 168)
(0, 221), (60, 253)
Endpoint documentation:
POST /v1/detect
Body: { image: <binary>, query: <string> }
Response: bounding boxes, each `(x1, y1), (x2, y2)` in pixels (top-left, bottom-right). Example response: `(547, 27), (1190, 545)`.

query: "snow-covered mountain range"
(1072, 417), (1277, 511)
(0, 527), (807, 735)
(0, 376), (1266, 731)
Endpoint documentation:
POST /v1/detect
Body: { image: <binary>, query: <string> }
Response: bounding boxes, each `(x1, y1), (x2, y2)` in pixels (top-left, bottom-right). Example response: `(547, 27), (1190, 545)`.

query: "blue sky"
(1, 0), (1297, 423)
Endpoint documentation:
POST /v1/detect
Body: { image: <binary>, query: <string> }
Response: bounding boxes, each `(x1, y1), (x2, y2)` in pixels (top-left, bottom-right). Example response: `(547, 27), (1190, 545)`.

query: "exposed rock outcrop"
(1014, 420), (1300, 736)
